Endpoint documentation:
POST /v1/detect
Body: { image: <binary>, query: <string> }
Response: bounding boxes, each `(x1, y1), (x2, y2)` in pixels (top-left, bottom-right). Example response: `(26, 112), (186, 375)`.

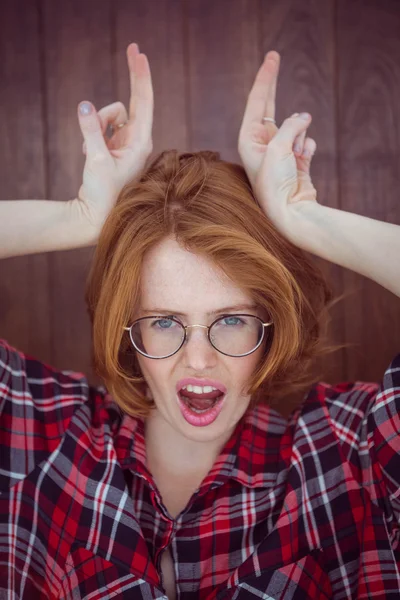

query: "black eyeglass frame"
(123, 313), (274, 359)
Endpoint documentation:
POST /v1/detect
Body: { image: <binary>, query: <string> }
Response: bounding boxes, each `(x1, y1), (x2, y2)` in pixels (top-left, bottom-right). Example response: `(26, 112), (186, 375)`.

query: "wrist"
(286, 201), (327, 252)
(68, 198), (101, 247)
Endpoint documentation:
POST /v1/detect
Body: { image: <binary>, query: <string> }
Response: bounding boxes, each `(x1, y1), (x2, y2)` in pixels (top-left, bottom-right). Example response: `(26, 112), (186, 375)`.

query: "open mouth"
(179, 388), (224, 412)
(177, 389), (226, 426)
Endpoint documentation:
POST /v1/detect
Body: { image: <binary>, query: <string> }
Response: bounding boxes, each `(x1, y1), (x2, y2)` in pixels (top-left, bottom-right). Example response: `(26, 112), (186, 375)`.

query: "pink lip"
(177, 393), (226, 427)
(176, 377), (227, 394)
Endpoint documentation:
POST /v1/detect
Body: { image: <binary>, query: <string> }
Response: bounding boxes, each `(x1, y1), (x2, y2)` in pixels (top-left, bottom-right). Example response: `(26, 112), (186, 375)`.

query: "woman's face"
(135, 237), (266, 445)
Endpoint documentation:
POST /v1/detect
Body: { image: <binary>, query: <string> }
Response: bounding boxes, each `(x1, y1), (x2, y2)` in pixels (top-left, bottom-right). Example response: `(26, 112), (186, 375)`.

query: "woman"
(0, 44), (399, 599)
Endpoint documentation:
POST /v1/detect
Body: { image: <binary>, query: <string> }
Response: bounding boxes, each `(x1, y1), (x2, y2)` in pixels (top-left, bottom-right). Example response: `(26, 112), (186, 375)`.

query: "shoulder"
(0, 337), (89, 400)
(293, 352), (400, 520)
(297, 374), (380, 442)
(297, 351), (400, 439)
(0, 338), (117, 491)
(231, 353), (400, 496)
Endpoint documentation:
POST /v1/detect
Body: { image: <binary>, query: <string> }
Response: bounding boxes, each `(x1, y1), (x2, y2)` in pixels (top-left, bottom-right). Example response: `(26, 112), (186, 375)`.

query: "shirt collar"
(199, 404), (289, 491)
(107, 393), (288, 491)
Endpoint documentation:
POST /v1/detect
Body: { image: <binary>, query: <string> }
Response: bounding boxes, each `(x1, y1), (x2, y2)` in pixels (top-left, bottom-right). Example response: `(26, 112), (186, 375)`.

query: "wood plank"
(186, 0), (259, 159)
(42, 0), (113, 380)
(115, 0), (188, 152)
(258, 0), (346, 389)
(337, 0), (400, 382)
(0, 0), (51, 362)
(2, 0), (397, 393)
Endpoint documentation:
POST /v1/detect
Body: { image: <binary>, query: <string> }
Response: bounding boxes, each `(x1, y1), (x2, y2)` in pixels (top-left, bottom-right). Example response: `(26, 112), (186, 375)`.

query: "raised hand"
(238, 51), (318, 241)
(76, 42), (154, 232)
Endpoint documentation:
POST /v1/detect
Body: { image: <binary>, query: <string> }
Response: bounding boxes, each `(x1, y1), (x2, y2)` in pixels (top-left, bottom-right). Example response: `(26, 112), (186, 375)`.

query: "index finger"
(241, 51), (281, 131)
(127, 42), (139, 115)
(126, 43), (154, 139)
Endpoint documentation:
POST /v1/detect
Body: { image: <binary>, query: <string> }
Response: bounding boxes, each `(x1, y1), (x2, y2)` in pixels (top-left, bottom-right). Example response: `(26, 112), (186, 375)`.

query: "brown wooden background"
(0, 0), (399, 398)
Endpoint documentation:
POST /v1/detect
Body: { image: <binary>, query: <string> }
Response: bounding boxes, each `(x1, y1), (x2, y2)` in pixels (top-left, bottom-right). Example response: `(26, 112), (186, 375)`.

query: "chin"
(177, 419), (234, 444)
(174, 399), (245, 444)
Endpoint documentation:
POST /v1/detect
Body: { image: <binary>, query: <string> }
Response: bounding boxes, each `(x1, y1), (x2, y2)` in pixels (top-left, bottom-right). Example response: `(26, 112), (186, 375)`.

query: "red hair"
(85, 150), (344, 418)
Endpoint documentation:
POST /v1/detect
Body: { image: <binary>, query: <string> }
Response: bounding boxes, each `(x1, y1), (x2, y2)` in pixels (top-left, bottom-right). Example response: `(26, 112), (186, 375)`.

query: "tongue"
(180, 389), (223, 410)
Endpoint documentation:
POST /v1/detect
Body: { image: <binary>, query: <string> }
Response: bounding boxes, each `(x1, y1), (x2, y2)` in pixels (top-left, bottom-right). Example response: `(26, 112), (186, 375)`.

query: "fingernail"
(299, 112), (310, 120)
(291, 112), (300, 118)
(302, 148), (312, 157)
(79, 101), (92, 116)
(294, 144), (302, 154)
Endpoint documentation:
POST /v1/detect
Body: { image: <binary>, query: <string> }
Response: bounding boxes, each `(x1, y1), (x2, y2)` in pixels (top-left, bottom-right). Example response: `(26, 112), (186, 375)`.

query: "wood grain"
(257, 0), (347, 389)
(115, 0), (188, 154)
(0, 0), (398, 393)
(42, 0), (113, 379)
(185, 0), (259, 159)
(337, 0), (400, 382)
(0, 0), (51, 363)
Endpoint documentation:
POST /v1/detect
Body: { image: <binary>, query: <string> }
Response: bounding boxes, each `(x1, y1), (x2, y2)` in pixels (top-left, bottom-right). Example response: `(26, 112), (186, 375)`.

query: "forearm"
(290, 203), (400, 298)
(0, 199), (98, 259)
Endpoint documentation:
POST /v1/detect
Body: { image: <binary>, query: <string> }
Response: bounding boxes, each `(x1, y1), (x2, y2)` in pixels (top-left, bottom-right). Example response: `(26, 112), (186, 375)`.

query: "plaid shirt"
(0, 337), (399, 599)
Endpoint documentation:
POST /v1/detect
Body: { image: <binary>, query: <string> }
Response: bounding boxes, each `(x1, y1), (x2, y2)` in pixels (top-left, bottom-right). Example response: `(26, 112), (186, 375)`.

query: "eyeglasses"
(123, 314), (273, 359)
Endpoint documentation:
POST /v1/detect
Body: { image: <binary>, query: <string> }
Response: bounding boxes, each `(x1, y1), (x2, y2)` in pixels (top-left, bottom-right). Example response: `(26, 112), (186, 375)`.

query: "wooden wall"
(0, 0), (399, 396)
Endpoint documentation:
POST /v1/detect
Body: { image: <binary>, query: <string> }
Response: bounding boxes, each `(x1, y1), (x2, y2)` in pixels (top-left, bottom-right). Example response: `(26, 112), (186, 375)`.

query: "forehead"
(139, 238), (252, 311)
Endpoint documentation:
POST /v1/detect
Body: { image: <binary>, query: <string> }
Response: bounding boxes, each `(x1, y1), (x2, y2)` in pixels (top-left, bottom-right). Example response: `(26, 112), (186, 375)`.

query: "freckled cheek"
(137, 355), (176, 398)
(226, 354), (258, 397)
(235, 350), (264, 397)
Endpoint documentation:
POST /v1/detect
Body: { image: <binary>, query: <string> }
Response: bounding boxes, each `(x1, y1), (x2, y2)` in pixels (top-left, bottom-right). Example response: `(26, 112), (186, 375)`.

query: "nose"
(181, 325), (218, 370)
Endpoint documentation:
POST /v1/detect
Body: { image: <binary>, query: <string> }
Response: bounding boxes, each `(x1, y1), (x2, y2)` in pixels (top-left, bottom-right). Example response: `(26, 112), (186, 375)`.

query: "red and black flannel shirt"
(0, 337), (399, 599)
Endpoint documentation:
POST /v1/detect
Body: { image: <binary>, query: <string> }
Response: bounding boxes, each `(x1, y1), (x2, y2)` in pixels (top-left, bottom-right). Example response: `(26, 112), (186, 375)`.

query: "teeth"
(181, 384), (220, 394)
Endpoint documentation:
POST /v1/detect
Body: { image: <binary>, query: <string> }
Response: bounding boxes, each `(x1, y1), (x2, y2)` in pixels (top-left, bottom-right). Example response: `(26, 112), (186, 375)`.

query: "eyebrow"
(140, 304), (259, 317)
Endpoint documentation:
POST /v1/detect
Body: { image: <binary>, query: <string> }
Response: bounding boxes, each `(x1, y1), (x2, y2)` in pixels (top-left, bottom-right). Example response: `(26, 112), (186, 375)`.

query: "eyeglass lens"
(130, 315), (265, 358)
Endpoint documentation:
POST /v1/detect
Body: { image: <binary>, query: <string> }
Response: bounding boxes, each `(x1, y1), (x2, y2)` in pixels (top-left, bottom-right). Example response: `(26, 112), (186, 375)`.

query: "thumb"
(297, 138), (317, 174)
(77, 101), (109, 157)
(268, 112), (312, 156)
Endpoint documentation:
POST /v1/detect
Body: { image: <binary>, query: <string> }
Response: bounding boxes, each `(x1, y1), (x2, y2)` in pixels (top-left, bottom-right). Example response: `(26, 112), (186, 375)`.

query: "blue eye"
(152, 318), (175, 329)
(221, 316), (244, 326)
